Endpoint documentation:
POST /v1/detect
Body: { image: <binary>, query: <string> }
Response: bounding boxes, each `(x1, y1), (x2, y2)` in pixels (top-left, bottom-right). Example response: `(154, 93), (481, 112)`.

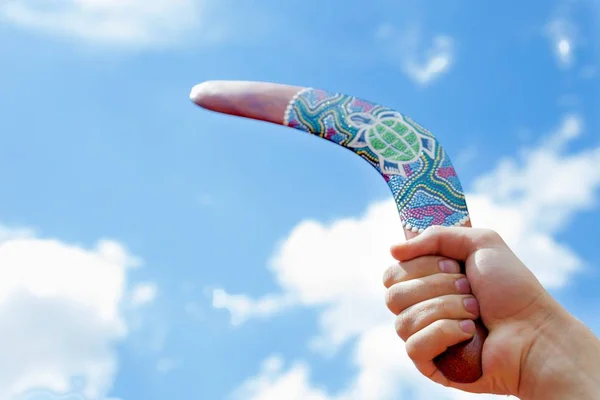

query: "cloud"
(130, 282), (157, 307)
(214, 113), (599, 399)
(231, 327), (504, 400)
(212, 289), (295, 326)
(0, 225), (152, 400)
(0, 0), (276, 49)
(545, 18), (577, 68)
(375, 23), (455, 85)
(402, 35), (454, 85)
(543, 0), (591, 71)
(230, 356), (330, 400)
(0, 0), (210, 48)
(16, 386), (121, 400)
(213, 201), (401, 351)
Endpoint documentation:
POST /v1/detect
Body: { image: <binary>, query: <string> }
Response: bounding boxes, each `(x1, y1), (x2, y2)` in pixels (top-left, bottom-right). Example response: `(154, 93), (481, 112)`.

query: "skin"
(383, 225), (600, 399)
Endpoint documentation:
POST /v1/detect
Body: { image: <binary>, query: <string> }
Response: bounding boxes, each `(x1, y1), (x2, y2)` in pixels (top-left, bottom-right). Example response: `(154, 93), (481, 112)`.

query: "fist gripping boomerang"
(190, 80), (488, 384)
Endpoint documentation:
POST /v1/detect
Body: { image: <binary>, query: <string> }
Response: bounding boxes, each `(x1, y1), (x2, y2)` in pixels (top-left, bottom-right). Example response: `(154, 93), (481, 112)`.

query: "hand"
(383, 226), (600, 399)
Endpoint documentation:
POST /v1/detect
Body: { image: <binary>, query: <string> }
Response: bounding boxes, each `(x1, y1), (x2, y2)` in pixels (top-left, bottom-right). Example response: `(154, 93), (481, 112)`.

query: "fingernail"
(455, 278), (471, 294)
(439, 259), (459, 273)
(463, 297), (479, 315)
(460, 320), (476, 334)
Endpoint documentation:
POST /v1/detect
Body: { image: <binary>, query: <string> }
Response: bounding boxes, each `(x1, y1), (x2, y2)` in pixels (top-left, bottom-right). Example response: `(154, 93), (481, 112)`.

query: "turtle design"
(346, 110), (436, 176)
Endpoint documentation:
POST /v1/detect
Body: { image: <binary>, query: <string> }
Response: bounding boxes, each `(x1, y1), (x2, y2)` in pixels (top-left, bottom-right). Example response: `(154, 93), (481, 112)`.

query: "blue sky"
(0, 0), (599, 399)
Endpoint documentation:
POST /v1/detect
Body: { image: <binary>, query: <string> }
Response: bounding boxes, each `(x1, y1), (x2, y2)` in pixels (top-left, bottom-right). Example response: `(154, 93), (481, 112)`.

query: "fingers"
(385, 272), (472, 315)
(405, 318), (476, 368)
(395, 295), (480, 341)
(390, 226), (505, 263)
(382, 253), (481, 384)
(383, 257), (461, 288)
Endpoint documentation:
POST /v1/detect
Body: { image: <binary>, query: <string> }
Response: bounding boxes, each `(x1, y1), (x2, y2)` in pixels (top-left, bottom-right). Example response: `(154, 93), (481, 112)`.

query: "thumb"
(390, 226), (504, 262)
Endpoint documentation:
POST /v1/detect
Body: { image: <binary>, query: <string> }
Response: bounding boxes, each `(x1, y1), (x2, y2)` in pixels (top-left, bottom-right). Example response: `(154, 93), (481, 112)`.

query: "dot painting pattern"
(283, 88), (470, 232)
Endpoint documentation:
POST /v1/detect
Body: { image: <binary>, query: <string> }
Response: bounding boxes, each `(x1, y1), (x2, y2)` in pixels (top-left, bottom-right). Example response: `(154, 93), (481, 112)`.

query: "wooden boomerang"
(189, 80), (488, 384)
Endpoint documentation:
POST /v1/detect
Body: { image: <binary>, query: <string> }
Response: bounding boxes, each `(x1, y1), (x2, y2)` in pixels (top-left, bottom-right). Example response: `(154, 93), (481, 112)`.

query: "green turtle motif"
(346, 110), (435, 176)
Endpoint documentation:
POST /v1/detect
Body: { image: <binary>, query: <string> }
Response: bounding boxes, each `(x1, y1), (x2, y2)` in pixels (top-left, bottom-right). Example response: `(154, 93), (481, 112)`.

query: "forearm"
(519, 302), (600, 400)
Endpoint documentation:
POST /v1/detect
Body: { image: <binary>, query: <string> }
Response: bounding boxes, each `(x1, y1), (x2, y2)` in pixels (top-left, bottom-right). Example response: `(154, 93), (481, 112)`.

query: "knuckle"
(396, 301), (438, 341)
(420, 299), (437, 317)
(433, 319), (451, 339)
(426, 296), (458, 321)
(439, 297), (455, 317)
(431, 277), (444, 296)
(431, 274), (453, 296)
(382, 262), (401, 288)
(384, 286), (395, 309)
(479, 228), (503, 245)
(384, 284), (402, 313)
(395, 312), (412, 341)
(404, 337), (421, 361)
(405, 319), (452, 363)
(385, 280), (417, 314)
(382, 265), (394, 288)
(423, 225), (445, 237)
(428, 296), (444, 313)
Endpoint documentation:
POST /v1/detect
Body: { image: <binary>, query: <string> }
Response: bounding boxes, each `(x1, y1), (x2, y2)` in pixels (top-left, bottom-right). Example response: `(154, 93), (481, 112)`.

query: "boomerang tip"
(189, 81), (231, 105)
(189, 82), (209, 105)
(189, 80), (304, 125)
(189, 81), (232, 111)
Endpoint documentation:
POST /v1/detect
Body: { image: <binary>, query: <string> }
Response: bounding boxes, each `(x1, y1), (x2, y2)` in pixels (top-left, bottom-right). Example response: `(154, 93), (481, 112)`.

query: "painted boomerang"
(189, 80), (488, 384)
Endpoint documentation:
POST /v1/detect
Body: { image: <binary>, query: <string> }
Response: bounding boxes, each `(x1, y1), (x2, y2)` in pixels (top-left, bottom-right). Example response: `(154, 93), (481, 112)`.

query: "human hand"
(383, 226), (600, 399)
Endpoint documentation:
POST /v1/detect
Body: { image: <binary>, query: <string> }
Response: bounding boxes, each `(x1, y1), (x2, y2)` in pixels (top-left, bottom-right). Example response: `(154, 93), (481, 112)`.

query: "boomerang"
(189, 80), (488, 384)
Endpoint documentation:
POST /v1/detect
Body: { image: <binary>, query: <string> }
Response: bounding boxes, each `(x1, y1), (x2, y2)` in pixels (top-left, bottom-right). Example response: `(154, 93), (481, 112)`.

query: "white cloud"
(215, 113), (599, 399)
(0, 225), (152, 400)
(403, 35), (454, 85)
(130, 282), (157, 307)
(213, 202), (401, 351)
(375, 23), (455, 85)
(231, 356), (330, 400)
(212, 289), (295, 326)
(543, 0), (589, 72)
(232, 327), (504, 400)
(16, 387), (122, 400)
(0, 0), (209, 48)
(546, 18), (576, 68)
(0, 0), (275, 49)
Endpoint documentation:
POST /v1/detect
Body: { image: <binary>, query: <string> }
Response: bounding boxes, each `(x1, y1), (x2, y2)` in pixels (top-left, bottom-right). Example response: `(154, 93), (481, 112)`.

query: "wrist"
(518, 297), (600, 400)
